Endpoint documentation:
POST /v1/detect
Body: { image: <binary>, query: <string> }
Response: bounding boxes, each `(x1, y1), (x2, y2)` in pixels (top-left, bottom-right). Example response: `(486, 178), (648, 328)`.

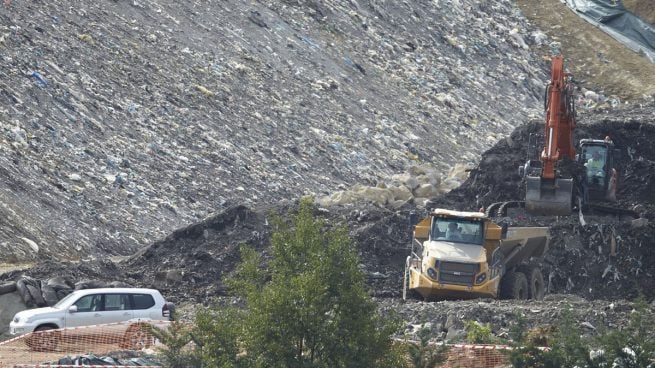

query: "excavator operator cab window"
(431, 217), (483, 245)
(582, 145), (607, 186)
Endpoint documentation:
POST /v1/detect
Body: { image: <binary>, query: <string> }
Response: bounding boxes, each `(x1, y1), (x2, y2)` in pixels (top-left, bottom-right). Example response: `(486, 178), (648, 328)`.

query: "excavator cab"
(578, 139), (614, 202)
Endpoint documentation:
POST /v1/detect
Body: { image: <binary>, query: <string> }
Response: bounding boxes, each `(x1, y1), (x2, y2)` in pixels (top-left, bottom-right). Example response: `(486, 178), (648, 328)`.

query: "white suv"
(10, 288), (174, 336)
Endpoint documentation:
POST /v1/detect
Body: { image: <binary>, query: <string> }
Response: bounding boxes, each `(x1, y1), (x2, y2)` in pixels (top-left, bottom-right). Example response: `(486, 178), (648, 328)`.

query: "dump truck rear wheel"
(500, 271), (528, 300)
(517, 266), (545, 300)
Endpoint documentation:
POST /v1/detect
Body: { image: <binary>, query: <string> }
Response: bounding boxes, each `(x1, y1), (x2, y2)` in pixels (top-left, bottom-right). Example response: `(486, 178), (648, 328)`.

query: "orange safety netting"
(3, 323), (523, 368)
(0, 320), (171, 367)
(440, 343), (511, 368)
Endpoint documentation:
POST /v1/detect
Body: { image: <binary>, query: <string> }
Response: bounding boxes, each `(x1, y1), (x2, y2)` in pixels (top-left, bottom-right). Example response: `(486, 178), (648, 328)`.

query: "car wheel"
(26, 326), (60, 352)
(120, 323), (154, 350)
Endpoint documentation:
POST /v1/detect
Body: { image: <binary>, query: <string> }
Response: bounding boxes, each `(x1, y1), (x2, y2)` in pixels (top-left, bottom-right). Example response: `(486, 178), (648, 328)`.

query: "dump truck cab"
(404, 209), (549, 301)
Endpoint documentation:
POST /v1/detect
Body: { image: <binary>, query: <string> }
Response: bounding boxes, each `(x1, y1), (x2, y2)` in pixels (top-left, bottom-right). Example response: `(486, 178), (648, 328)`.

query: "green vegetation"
(464, 320), (500, 344)
(156, 198), (408, 367)
(407, 326), (448, 368)
(150, 321), (201, 368)
(508, 300), (655, 368)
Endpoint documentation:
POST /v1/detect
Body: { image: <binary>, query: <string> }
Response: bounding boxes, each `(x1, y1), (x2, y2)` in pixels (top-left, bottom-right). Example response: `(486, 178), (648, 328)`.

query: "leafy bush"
(594, 296), (655, 367)
(150, 321), (201, 368)
(408, 326), (448, 368)
(157, 198), (403, 368)
(464, 320), (499, 344)
(508, 301), (655, 368)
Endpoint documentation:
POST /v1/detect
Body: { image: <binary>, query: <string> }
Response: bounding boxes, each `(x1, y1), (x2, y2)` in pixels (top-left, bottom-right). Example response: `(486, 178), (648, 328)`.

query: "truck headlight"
(475, 272), (487, 284)
(13, 316), (20, 324)
(427, 268), (438, 280)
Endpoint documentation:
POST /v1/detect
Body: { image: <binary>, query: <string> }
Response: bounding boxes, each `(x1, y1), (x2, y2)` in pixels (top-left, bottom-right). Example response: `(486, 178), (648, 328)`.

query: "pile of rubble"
(4, 103), (655, 299)
(0, 0), (548, 262)
(0, 274), (131, 308)
(380, 294), (655, 341)
(2, 0), (655, 343)
(53, 353), (159, 366)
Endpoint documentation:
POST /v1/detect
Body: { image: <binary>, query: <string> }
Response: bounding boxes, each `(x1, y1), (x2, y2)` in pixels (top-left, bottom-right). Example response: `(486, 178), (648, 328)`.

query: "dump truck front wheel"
(517, 266), (545, 300)
(500, 271), (528, 300)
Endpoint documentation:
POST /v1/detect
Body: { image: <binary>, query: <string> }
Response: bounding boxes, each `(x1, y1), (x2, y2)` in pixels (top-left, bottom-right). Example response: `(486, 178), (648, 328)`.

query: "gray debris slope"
(380, 295), (653, 342)
(0, 0), (545, 260)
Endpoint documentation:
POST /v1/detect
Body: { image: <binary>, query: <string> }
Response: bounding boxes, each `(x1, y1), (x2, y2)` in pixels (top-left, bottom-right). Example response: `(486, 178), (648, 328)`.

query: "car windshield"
(431, 217), (484, 245)
(53, 291), (78, 309)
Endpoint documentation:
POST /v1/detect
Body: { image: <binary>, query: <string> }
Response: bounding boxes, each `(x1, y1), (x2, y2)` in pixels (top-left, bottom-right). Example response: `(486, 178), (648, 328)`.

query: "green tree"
(151, 321), (201, 368)
(543, 308), (594, 368)
(231, 198), (402, 367)
(595, 296), (655, 367)
(191, 307), (244, 368)
(464, 320), (499, 344)
(408, 326), (448, 368)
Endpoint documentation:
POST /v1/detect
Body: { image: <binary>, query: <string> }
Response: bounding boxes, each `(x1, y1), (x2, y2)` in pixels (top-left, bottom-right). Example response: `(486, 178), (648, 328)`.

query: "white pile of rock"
(317, 163), (472, 208)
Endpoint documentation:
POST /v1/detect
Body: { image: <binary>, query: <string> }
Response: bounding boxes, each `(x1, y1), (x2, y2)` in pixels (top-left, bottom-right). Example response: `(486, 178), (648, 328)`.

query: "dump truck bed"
(498, 227), (549, 269)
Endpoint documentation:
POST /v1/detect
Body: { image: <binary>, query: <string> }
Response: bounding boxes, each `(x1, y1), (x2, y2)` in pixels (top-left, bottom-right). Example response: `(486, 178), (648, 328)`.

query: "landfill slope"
(7, 103), (655, 301)
(7, 103), (655, 340)
(516, 0), (655, 99)
(2, 0), (655, 343)
(0, 0), (546, 262)
(623, 0), (655, 24)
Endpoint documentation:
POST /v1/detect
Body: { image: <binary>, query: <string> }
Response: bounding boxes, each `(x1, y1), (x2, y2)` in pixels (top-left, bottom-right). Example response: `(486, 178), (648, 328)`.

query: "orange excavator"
(521, 56), (618, 215)
(523, 55), (577, 215)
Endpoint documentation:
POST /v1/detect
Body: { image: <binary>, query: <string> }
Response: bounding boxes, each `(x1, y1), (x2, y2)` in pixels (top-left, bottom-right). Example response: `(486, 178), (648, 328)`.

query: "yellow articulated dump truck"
(403, 208), (549, 301)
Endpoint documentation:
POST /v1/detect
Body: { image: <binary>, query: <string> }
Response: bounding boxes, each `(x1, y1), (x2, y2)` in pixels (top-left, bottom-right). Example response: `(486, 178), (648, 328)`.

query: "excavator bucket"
(525, 177), (573, 216)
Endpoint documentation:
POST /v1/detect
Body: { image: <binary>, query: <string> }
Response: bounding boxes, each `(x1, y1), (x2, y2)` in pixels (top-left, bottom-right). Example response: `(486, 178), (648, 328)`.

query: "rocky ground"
(3, 101), (655, 342)
(0, 0), (550, 262)
(380, 295), (653, 342)
(1, 0), (655, 344)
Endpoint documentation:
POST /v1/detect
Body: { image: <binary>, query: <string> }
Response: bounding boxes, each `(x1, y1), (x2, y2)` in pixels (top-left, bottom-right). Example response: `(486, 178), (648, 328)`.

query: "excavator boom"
(525, 56), (576, 216)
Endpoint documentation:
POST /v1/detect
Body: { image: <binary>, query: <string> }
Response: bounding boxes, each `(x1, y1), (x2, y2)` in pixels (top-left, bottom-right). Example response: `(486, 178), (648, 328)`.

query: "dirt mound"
(3, 104), (655, 343)
(4, 104), (655, 304)
(429, 103), (655, 212)
(0, 0), (548, 262)
(121, 205), (272, 302)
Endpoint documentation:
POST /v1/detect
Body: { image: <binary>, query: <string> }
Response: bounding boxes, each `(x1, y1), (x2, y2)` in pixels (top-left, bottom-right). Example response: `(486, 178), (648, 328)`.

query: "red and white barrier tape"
(13, 365), (162, 368)
(0, 320), (173, 346)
